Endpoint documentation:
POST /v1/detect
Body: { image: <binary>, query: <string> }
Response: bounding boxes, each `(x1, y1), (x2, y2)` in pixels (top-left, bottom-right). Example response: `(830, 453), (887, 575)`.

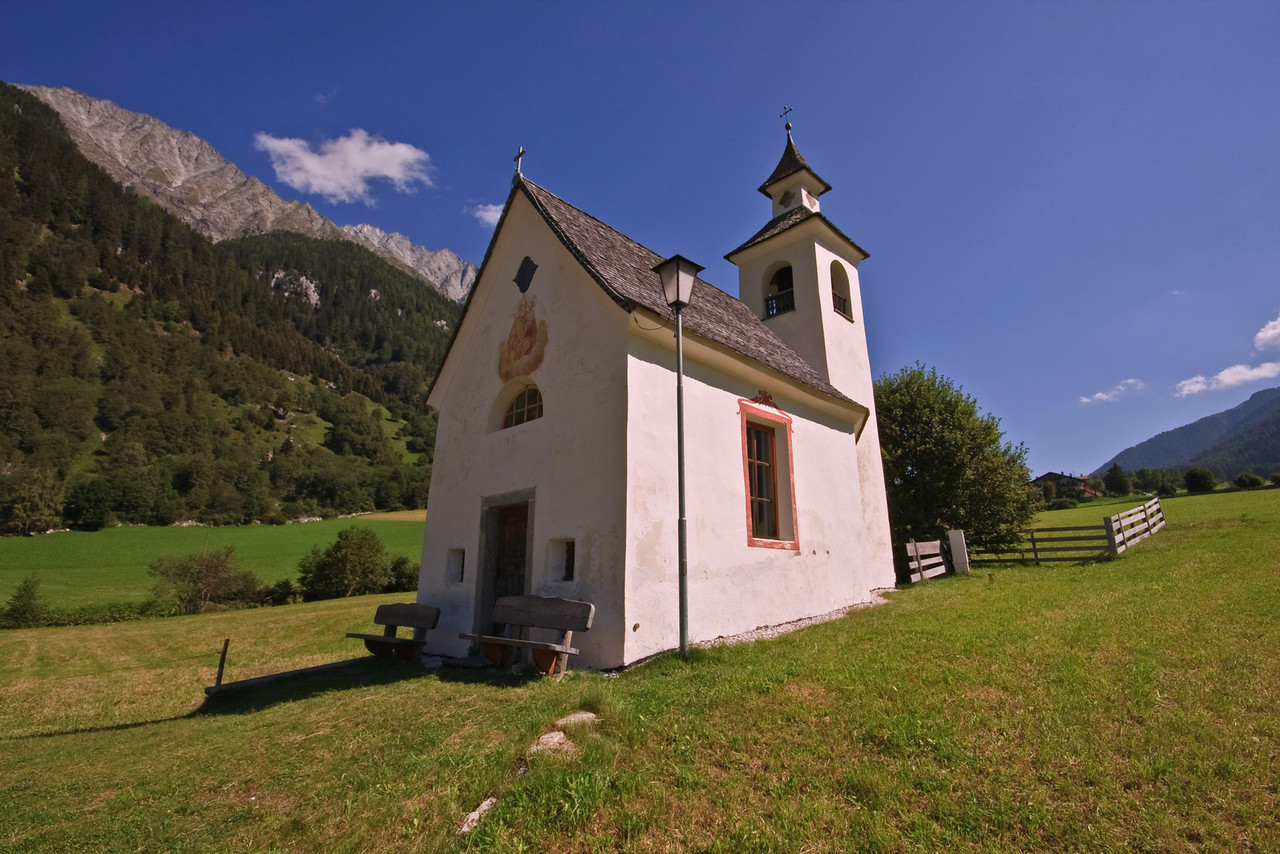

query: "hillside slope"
(1093, 386), (1280, 478)
(0, 82), (456, 533)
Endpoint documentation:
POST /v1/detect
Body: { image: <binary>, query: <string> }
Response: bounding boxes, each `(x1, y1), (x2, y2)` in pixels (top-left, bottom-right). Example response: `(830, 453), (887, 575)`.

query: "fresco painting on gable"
(498, 294), (549, 381)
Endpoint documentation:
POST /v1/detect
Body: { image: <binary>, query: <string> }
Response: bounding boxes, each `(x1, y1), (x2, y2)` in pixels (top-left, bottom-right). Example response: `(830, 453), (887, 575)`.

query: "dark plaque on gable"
(514, 256), (538, 292)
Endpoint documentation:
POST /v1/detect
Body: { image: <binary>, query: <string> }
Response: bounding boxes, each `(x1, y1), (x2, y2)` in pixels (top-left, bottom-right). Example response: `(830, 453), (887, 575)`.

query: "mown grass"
(0, 517), (427, 609)
(2, 491), (1277, 852)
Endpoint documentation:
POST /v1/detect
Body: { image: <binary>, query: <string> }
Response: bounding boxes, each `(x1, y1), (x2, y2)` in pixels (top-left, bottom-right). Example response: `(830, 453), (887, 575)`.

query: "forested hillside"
(1093, 387), (1280, 480)
(0, 82), (459, 534)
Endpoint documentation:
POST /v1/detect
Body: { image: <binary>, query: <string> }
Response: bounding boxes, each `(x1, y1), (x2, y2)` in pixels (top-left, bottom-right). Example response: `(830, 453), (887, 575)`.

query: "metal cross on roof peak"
(514, 146), (526, 175)
(779, 105), (793, 132)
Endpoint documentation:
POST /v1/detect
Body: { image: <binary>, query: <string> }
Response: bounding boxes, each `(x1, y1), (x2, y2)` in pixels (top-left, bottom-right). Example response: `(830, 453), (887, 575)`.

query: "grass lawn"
(1, 491), (1277, 851)
(0, 516), (427, 610)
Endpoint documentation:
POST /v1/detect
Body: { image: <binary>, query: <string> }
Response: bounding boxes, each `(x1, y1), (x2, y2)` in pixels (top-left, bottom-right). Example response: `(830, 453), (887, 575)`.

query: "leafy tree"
(148, 546), (262, 614)
(0, 468), (64, 535)
(1184, 467), (1217, 493)
(296, 526), (393, 600)
(2, 575), (46, 628)
(875, 363), (1039, 561)
(1271, 472), (1280, 487)
(1103, 463), (1132, 497)
(63, 475), (112, 530)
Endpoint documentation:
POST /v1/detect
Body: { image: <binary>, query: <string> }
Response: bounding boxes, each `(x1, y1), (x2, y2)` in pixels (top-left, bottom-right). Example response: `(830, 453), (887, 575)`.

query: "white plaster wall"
(622, 329), (894, 665)
(418, 193), (630, 669)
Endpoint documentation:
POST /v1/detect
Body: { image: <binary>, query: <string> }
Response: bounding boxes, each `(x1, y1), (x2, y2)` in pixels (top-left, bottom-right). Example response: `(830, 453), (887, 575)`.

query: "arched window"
(830, 261), (853, 321)
(502, 385), (543, 428)
(765, 265), (795, 318)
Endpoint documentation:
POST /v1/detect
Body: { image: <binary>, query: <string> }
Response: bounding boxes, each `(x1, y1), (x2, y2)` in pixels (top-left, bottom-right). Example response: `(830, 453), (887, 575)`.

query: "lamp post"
(652, 254), (704, 656)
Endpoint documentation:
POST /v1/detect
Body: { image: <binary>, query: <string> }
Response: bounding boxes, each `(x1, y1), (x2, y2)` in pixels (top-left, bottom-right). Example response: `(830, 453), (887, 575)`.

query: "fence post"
(1104, 514), (1120, 557)
(1030, 529), (1040, 565)
(215, 638), (230, 687)
(948, 530), (969, 575)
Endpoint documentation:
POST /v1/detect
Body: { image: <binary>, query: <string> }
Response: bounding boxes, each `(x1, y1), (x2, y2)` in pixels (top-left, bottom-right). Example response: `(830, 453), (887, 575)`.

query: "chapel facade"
(416, 131), (895, 669)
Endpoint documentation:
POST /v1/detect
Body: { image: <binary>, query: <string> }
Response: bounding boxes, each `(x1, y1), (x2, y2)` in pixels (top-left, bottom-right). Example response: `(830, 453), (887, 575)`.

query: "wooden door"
(494, 504), (528, 599)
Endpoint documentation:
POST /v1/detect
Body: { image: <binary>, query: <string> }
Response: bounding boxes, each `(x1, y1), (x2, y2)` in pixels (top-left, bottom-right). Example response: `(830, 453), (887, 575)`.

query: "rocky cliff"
(20, 85), (476, 300)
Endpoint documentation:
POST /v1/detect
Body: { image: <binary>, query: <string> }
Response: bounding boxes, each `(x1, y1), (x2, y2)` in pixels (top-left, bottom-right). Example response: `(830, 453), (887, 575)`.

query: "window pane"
(502, 385), (543, 429)
(747, 424), (777, 539)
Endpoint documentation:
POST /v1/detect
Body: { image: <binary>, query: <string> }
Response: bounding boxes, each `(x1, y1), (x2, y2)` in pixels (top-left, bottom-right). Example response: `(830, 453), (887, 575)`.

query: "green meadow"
(0, 513), (427, 610)
(1, 491), (1277, 852)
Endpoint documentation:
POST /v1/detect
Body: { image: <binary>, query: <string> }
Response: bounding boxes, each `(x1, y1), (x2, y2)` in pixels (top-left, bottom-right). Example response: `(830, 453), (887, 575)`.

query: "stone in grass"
(555, 711), (598, 729)
(457, 796), (497, 835)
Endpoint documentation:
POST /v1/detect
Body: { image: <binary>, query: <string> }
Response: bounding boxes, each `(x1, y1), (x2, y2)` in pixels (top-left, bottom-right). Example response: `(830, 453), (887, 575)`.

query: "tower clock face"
(779, 190), (795, 208)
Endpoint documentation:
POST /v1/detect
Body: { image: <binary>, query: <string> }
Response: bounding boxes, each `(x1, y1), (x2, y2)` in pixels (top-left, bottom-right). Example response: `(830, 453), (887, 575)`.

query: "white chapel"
(416, 129), (895, 669)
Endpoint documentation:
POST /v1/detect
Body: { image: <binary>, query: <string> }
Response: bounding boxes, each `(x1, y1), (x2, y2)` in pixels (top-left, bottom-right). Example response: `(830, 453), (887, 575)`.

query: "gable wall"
(418, 193), (631, 668)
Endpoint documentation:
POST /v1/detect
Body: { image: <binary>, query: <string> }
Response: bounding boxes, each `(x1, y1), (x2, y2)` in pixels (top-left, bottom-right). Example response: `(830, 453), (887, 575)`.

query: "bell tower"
(726, 125), (875, 408)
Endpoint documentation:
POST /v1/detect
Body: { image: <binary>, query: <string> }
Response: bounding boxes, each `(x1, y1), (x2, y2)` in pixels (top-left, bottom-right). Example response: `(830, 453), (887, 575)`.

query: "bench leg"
(363, 638), (394, 660)
(552, 630), (574, 676)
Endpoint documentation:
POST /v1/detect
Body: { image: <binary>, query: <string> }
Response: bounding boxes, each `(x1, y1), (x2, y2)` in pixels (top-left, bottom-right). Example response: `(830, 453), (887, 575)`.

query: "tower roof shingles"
(515, 176), (852, 405)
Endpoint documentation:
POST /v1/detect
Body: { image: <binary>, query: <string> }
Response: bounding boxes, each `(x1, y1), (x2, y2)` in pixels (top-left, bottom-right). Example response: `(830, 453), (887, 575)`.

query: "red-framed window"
(739, 395), (799, 550)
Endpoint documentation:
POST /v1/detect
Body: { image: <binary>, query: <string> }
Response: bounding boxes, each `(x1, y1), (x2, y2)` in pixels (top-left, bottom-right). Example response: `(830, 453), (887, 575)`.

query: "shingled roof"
(511, 175), (853, 406)
(758, 130), (832, 197)
(724, 204), (869, 261)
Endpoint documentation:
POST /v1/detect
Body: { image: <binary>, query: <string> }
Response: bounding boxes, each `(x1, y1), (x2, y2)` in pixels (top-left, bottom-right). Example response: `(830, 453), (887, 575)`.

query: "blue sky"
(4, 1), (1278, 477)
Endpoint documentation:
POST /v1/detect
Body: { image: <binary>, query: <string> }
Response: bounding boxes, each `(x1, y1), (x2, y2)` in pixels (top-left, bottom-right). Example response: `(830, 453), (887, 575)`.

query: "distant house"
(415, 130), (895, 669)
(1032, 472), (1100, 498)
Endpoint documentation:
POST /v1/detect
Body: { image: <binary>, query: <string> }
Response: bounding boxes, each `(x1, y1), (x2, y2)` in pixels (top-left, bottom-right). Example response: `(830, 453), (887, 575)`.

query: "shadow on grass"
(2, 658), (545, 741)
(197, 655), (544, 716)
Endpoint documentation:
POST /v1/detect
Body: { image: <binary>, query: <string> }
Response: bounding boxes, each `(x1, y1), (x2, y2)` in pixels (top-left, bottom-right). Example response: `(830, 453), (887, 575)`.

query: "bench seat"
(458, 633), (580, 656)
(347, 602), (440, 662)
(460, 595), (594, 676)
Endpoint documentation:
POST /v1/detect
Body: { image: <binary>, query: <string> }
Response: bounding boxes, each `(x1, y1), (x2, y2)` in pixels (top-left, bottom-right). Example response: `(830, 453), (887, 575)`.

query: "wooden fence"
(904, 539), (948, 583)
(1104, 497), (1166, 555)
(966, 498), (1166, 568)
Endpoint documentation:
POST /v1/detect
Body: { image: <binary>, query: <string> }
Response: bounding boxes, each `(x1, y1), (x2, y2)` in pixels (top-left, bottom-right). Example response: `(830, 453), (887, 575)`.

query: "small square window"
(547, 539), (576, 582)
(446, 549), (465, 583)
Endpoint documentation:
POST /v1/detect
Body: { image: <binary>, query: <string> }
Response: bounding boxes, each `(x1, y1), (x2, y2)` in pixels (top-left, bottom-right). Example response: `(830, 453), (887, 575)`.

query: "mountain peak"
(19, 84), (474, 301)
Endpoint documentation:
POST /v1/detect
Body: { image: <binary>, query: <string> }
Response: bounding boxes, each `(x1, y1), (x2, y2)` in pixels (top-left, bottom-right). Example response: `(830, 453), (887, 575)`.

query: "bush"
(297, 526), (393, 600)
(266, 578), (299, 606)
(387, 555), (419, 593)
(1184, 467), (1217, 493)
(1046, 498), (1078, 511)
(1272, 472), (1280, 487)
(2, 576), (47, 628)
(147, 547), (264, 615)
(1234, 471), (1264, 489)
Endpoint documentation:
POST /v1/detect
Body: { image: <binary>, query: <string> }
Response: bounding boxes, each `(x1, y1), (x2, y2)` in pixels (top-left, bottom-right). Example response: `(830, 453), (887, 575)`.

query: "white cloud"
(1176, 362), (1280, 396)
(1079, 378), (1143, 404)
(470, 204), (504, 227)
(253, 129), (431, 204)
(1254, 312), (1280, 351)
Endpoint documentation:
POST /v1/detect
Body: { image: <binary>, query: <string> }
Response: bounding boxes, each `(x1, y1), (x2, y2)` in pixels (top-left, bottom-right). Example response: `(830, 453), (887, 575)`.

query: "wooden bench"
(347, 602), (440, 662)
(460, 595), (595, 676)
